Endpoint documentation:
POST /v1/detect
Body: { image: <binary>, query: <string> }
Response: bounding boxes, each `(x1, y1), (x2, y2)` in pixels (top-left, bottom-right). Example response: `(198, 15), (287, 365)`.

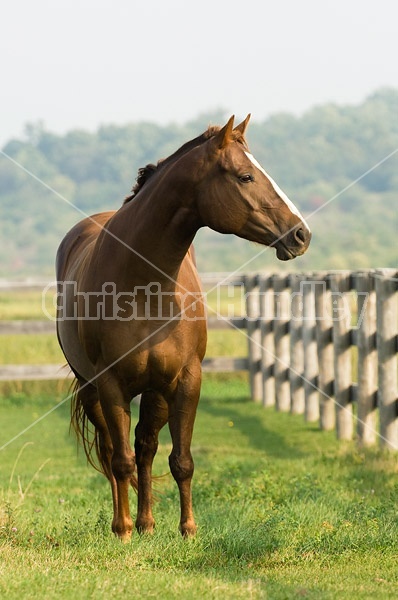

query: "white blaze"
(245, 152), (310, 230)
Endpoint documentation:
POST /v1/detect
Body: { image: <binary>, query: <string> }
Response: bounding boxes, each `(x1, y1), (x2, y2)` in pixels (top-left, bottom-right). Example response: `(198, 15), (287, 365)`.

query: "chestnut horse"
(56, 115), (311, 541)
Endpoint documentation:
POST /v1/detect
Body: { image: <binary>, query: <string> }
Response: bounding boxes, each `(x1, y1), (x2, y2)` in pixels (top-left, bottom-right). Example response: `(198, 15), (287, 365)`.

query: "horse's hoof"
(112, 521), (133, 542)
(116, 531), (132, 543)
(180, 521), (197, 537)
(135, 519), (155, 535)
(137, 526), (155, 536)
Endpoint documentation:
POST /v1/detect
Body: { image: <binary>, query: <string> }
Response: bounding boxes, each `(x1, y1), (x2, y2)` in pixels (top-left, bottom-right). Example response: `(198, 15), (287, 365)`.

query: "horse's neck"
(109, 180), (200, 286)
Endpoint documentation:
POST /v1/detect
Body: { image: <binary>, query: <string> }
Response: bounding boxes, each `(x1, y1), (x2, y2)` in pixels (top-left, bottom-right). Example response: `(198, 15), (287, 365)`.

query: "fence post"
(354, 271), (377, 446)
(246, 274), (262, 402)
(302, 275), (320, 422)
(329, 271), (353, 440)
(273, 274), (291, 411)
(289, 273), (305, 414)
(259, 275), (275, 407)
(314, 272), (335, 430)
(375, 269), (398, 450)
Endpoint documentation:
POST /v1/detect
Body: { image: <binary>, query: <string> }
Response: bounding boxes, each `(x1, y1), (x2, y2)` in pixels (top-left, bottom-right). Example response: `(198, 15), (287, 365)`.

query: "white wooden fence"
(243, 269), (398, 449)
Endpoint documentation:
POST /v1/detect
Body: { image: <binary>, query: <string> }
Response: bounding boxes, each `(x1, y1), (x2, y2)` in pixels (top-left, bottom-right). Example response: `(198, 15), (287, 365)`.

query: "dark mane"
(124, 163), (158, 203)
(123, 124), (246, 204)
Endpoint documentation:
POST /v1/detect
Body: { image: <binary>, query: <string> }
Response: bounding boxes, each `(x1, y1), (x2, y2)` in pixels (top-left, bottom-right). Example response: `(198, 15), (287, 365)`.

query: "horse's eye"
(239, 174), (253, 183)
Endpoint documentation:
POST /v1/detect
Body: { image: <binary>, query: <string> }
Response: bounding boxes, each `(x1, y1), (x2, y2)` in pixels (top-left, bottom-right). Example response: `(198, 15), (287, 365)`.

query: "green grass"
(205, 284), (246, 318)
(0, 289), (56, 321)
(1, 377), (397, 599)
(0, 334), (65, 365)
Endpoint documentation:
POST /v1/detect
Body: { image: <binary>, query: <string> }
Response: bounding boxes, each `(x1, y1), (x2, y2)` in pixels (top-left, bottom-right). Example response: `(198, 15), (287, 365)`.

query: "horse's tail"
(70, 378), (105, 476)
(70, 378), (138, 492)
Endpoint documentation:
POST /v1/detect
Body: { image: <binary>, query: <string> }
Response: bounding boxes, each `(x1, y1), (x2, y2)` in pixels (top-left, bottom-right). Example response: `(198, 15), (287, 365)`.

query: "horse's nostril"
(295, 227), (306, 245)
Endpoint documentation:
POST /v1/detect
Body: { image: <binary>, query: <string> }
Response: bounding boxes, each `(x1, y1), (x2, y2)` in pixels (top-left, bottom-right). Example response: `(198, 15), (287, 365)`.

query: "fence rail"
(1, 270), (397, 448)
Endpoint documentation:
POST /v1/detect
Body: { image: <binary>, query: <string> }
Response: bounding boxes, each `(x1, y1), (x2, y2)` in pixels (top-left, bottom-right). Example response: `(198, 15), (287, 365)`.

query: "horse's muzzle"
(275, 225), (312, 261)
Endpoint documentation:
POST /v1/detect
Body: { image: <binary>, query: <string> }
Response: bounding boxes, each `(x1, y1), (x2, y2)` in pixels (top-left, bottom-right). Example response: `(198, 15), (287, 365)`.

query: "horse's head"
(195, 115), (311, 261)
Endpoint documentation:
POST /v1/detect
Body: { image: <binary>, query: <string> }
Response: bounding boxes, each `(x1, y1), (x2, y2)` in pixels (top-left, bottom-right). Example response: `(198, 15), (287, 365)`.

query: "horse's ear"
(214, 115), (235, 149)
(234, 114), (251, 136)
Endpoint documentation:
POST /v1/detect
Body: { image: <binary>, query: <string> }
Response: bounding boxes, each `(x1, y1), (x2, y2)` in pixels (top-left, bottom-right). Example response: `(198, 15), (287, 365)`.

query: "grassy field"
(0, 288), (56, 321)
(0, 376), (397, 599)
(0, 287), (395, 597)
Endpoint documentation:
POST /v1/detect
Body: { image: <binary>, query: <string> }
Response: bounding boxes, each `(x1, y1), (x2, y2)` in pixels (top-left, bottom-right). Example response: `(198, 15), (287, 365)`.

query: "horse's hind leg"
(73, 379), (119, 524)
(134, 391), (168, 534)
(167, 363), (201, 537)
(96, 372), (136, 541)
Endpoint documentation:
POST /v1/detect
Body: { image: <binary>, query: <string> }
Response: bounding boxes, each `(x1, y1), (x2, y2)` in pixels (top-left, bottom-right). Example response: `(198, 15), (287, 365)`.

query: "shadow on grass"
(198, 393), (306, 459)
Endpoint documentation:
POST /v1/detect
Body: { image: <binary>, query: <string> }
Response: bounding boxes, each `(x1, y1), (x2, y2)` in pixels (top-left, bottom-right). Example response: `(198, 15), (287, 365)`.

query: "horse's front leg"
(134, 391), (168, 534)
(167, 363), (201, 537)
(97, 373), (135, 542)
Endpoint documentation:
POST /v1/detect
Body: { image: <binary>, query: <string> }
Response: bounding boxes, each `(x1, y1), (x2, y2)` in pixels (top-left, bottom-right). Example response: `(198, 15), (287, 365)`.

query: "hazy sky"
(1, 0), (397, 146)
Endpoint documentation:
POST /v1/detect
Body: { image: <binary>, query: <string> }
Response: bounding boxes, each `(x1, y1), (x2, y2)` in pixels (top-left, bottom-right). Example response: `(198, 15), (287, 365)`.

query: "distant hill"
(0, 89), (397, 277)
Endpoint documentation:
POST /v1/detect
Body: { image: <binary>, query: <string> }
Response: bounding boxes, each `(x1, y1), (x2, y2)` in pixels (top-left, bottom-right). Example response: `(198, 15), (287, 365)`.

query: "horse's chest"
(113, 347), (179, 398)
(149, 343), (183, 380)
(111, 329), (199, 393)
(96, 310), (206, 394)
